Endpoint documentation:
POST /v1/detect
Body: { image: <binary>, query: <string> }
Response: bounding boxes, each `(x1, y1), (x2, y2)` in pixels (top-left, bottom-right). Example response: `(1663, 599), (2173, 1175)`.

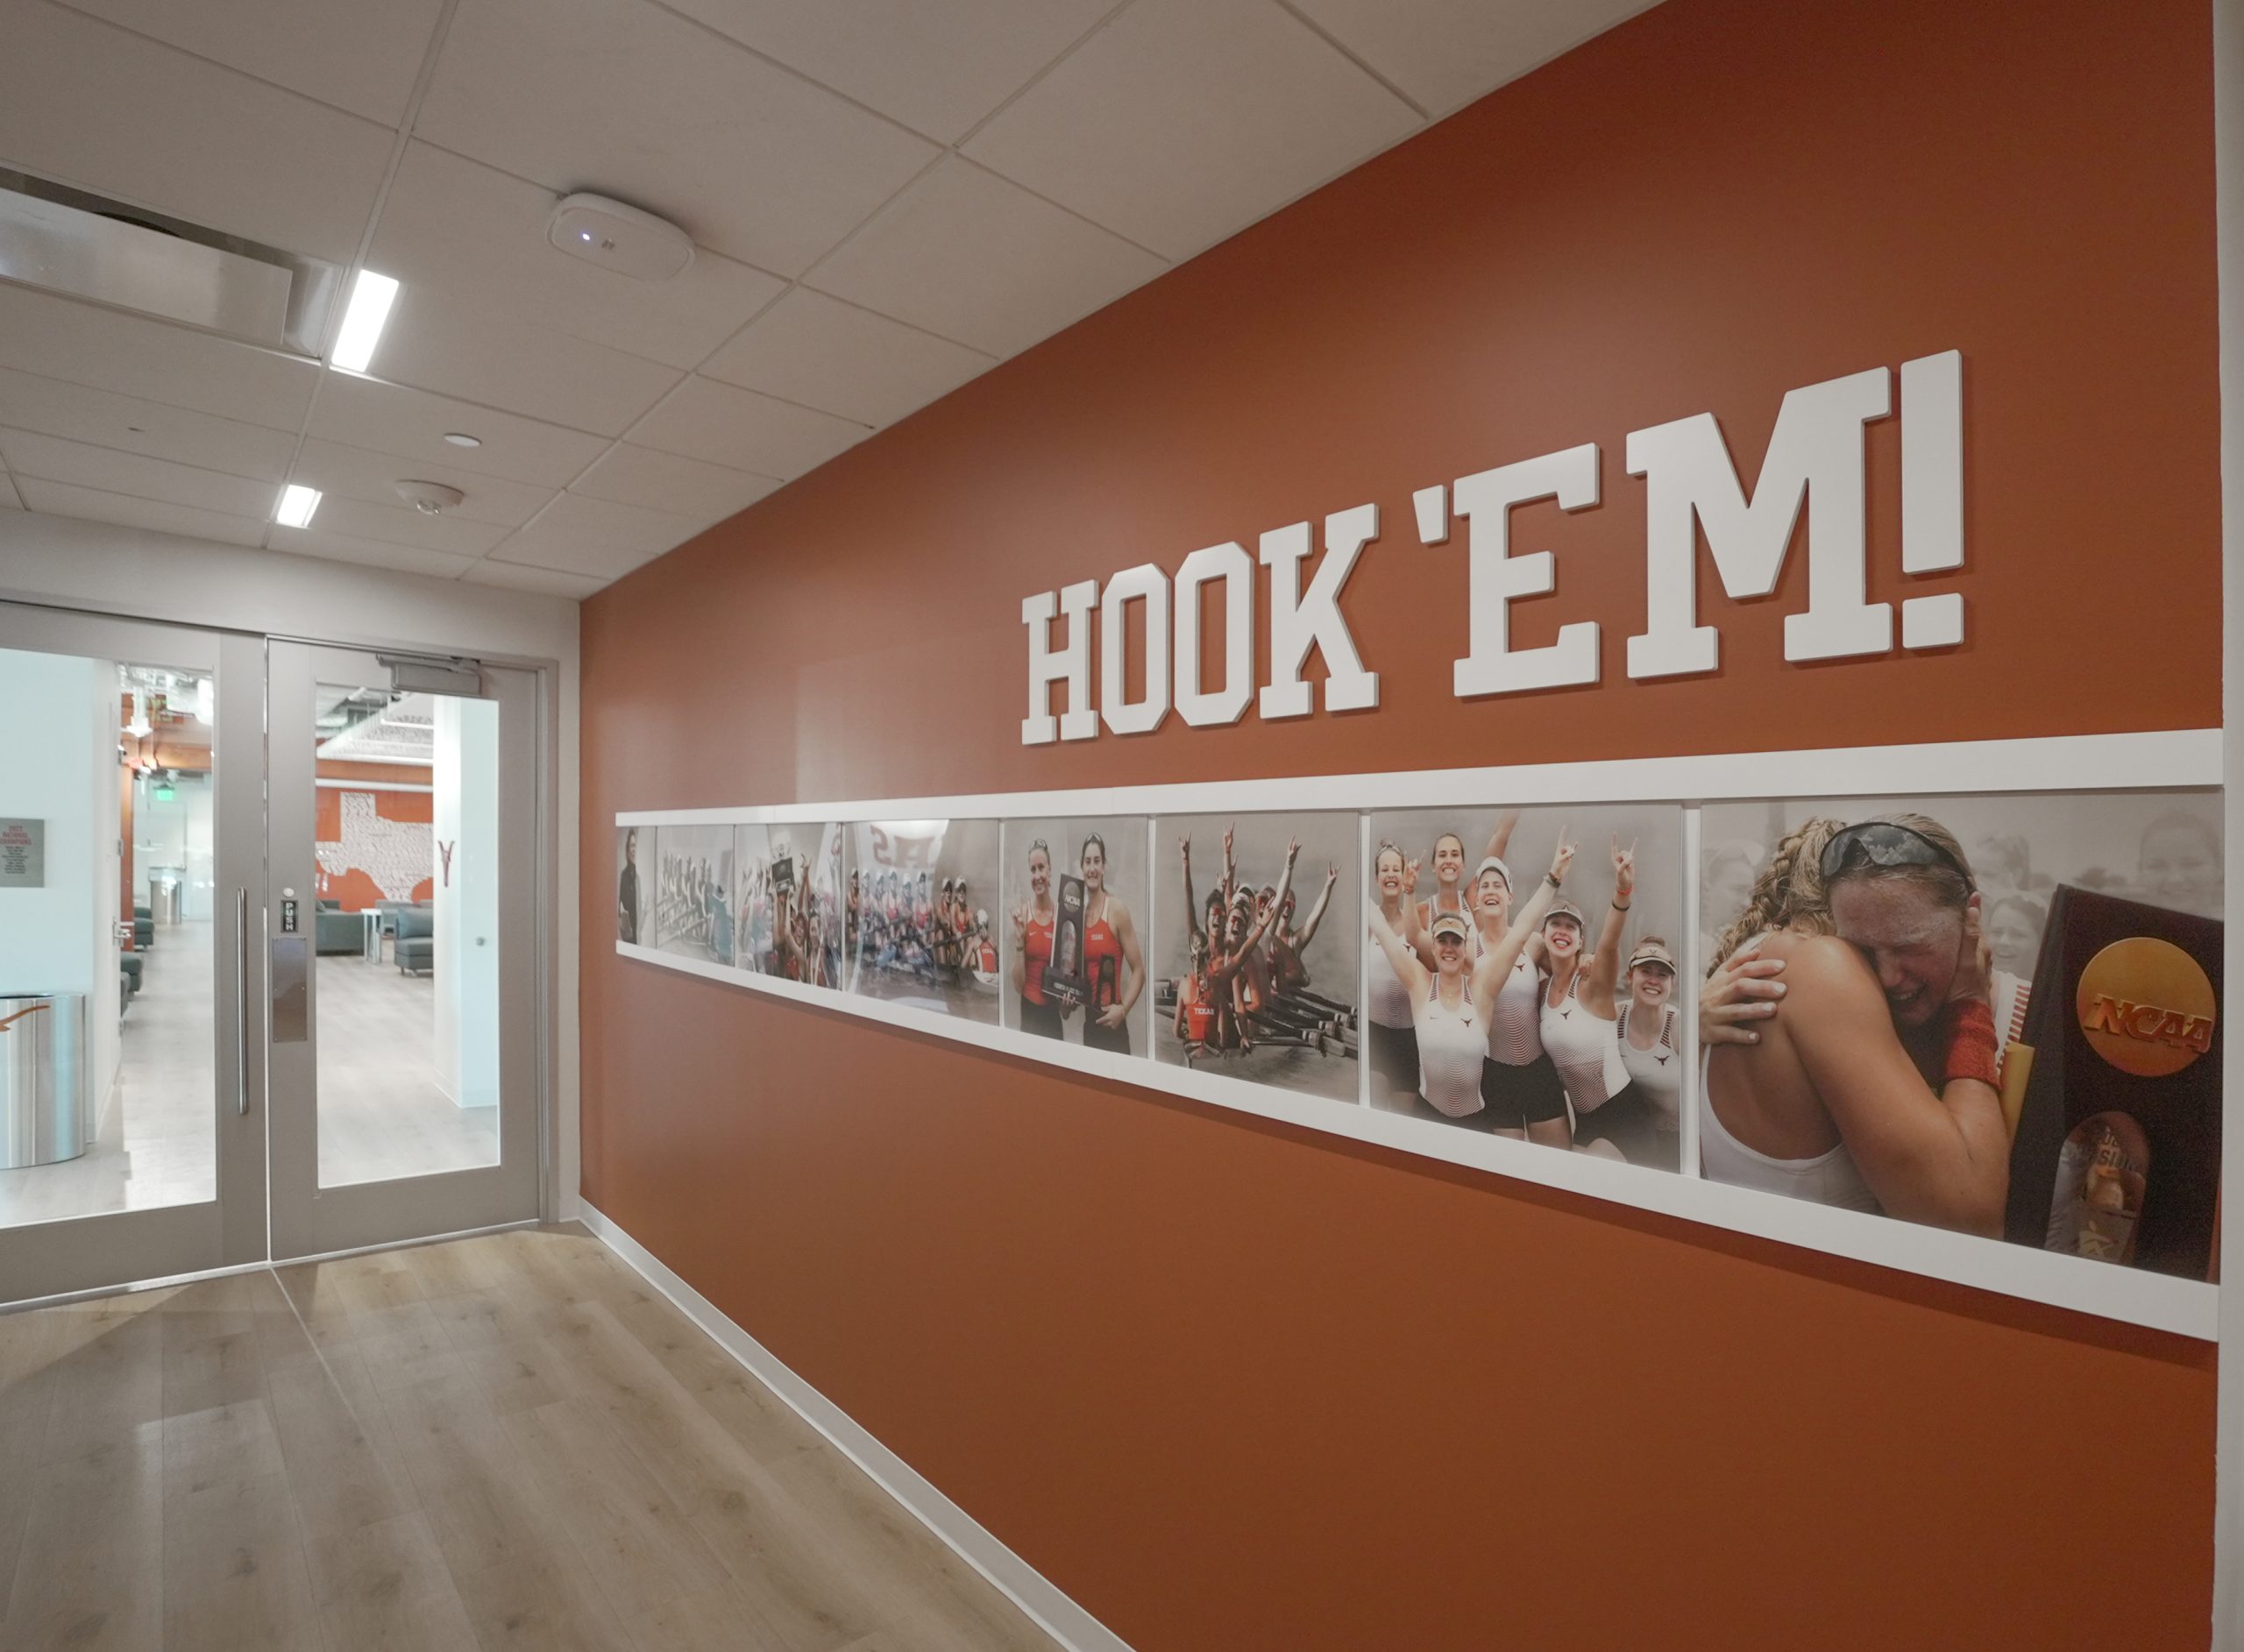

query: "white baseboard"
(577, 1201), (1133, 1652)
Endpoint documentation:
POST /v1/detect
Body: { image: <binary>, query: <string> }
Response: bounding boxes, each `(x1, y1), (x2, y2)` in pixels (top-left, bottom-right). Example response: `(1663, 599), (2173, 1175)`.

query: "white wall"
(136, 770), (217, 922)
(0, 645), (120, 1135)
(433, 695), (500, 1110)
(0, 509), (581, 1215)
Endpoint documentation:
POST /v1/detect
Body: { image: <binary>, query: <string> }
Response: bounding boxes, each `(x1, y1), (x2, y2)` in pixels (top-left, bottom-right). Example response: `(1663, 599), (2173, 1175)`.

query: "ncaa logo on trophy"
(2075, 937), (2218, 1079)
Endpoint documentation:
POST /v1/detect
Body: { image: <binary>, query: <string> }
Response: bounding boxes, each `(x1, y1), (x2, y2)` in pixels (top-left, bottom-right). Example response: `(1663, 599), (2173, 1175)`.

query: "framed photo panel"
(1364, 804), (1688, 1172)
(1699, 791), (2224, 1280)
(998, 818), (1153, 1055)
(1151, 812), (1359, 1103)
(849, 819), (1002, 1022)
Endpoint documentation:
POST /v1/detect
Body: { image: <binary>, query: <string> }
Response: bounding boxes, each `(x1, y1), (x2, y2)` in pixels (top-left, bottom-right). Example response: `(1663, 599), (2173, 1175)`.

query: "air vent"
(0, 171), (340, 355)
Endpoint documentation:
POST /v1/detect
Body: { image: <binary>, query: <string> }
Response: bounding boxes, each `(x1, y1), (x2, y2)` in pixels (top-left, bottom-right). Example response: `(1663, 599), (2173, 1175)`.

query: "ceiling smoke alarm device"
(394, 479), (465, 515)
(547, 193), (694, 280)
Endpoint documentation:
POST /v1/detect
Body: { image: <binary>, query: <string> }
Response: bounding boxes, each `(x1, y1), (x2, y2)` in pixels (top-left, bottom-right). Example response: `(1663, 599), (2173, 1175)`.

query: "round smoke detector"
(394, 479), (465, 515)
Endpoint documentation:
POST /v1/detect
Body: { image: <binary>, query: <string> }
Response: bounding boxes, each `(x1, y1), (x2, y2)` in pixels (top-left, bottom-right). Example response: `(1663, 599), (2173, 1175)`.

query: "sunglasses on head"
(1819, 821), (1969, 886)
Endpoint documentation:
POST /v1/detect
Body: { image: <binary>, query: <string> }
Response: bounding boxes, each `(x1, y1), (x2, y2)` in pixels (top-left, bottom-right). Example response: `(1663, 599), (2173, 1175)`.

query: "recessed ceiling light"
(275, 484), (322, 528)
(442, 432), (481, 449)
(330, 269), (399, 374)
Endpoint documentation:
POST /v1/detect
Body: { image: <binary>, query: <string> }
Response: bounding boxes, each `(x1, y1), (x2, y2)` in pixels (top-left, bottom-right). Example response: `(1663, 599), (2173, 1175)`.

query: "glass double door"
(0, 603), (541, 1303)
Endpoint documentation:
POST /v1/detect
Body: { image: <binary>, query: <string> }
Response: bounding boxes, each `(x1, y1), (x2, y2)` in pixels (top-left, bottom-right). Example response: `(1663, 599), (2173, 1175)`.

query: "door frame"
(0, 599), (267, 1301)
(264, 639), (544, 1259)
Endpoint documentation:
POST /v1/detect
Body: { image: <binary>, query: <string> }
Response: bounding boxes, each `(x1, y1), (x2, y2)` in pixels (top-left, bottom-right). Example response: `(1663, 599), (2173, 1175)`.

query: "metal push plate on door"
(270, 935), (309, 1043)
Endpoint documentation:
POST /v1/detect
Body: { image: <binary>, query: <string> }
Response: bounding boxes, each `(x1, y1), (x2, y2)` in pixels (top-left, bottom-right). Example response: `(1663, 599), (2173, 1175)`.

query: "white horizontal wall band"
(313, 777), (432, 794)
(616, 727), (2221, 826)
(616, 937), (2217, 1340)
(577, 1201), (1134, 1652)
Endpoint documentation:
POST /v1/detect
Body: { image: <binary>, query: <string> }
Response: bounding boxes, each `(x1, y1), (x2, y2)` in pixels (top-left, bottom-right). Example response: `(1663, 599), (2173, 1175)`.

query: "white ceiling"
(0, 0), (1659, 601)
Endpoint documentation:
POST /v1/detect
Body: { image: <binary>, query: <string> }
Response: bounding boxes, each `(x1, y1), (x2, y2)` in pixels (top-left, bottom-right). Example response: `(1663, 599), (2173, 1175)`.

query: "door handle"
(234, 887), (250, 1116)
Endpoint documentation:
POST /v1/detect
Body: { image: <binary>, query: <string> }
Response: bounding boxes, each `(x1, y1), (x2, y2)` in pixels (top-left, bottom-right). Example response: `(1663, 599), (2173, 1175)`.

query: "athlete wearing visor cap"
(1370, 832), (1579, 1127)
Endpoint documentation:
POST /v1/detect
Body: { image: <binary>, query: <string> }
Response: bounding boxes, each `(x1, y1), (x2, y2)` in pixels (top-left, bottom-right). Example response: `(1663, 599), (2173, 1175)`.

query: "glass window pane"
(313, 686), (501, 1188)
(0, 649), (217, 1228)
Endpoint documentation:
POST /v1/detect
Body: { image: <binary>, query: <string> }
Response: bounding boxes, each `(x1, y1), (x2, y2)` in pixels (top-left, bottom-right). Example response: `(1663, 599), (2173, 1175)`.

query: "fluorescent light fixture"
(330, 269), (399, 373)
(275, 484), (322, 528)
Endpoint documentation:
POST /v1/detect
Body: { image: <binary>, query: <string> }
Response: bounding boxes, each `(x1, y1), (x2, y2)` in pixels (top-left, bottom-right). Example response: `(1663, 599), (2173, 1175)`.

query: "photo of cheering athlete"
(1153, 813), (1358, 1102)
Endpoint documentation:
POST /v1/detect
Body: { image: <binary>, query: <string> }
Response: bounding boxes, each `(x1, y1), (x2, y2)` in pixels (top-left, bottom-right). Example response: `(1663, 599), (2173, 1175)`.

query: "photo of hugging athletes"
(1151, 813), (1359, 1103)
(1697, 792), (2225, 1273)
(1365, 805), (1687, 1170)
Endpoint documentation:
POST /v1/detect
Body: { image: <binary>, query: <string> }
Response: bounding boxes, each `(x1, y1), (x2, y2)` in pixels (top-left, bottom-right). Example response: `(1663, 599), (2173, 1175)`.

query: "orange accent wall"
(579, 2), (2221, 1646)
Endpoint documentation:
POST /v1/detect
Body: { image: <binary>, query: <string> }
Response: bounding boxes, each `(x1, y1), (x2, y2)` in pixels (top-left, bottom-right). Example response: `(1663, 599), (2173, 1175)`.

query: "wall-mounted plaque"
(0, 819), (44, 889)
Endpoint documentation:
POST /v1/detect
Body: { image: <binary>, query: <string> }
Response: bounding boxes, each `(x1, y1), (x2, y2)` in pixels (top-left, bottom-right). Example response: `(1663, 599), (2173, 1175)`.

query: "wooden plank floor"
(0, 1225), (1065, 1652)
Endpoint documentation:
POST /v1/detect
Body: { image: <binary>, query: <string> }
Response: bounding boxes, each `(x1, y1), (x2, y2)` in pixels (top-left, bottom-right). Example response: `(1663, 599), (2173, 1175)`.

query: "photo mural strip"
(613, 734), (2224, 1340)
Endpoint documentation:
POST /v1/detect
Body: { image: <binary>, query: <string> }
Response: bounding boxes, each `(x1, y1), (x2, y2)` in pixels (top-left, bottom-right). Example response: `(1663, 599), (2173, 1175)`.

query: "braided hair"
(1707, 818), (1843, 974)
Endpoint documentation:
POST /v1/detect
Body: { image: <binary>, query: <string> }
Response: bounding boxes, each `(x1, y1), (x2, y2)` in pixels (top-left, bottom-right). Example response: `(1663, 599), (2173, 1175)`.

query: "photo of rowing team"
(849, 819), (1003, 1020)
(643, 823), (735, 966)
(849, 869), (997, 984)
(1694, 791), (2224, 1259)
(736, 822), (846, 987)
(1152, 812), (1360, 1103)
(1002, 818), (1151, 1053)
(1366, 806), (1687, 1170)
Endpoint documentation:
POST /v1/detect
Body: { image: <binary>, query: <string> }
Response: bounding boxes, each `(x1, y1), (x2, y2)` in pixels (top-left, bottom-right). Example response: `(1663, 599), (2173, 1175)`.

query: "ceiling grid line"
(1269, 0), (1434, 119)
(0, 0), (1662, 595)
(39, 0), (398, 150)
(475, 143), (959, 573)
(259, 0), (465, 553)
(472, 0), (1149, 579)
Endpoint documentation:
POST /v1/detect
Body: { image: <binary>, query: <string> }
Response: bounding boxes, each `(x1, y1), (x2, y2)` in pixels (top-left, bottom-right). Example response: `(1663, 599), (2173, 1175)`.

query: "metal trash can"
(149, 868), (184, 925)
(0, 993), (88, 1168)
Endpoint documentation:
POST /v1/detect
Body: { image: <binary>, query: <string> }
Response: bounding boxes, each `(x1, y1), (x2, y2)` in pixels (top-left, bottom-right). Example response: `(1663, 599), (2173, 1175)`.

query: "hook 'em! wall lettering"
(1019, 351), (1965, 746)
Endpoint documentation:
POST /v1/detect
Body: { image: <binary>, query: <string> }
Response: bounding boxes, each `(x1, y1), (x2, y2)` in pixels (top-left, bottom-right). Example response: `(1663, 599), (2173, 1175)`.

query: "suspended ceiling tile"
(288, 436), (554, 528)
(0, 428), (276, 519)
(569, 444), (781, 522)
(270, 524), (480, 578)
(304, 493), (512, 557)
(58, 0), (449, 126)
(0, 2), (394, 263)
(628, 376), (868, 480)
(369, 144), (787, 372)
(0, 473), (20, 509)
(488, 493), (701, 578)
(305, 373), (610, 489)
(0, 369), (298, 481)
(13, 476), (266, 548)
(962, 0), (1419, 262)
(367, 284), (684, 438)
(460, 558), (608, 599)
(0, 284), (317, 431)
(807, 158), (1166, 358)
(702, 287), (997, 427)
(659, 0), (1110, 145)
(1286, 0), (1663, 117)
(415, 0), (940, 278)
